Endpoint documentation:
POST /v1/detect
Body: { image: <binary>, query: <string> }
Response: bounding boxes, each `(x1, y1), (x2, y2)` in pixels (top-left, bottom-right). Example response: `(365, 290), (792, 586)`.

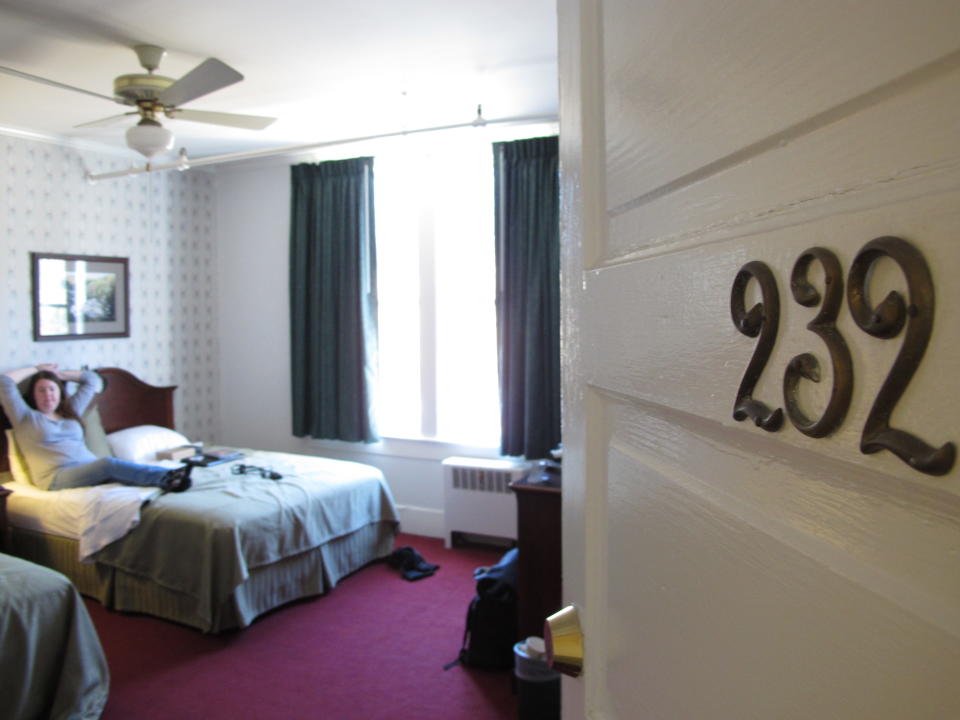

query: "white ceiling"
(0, 0), (558, 161)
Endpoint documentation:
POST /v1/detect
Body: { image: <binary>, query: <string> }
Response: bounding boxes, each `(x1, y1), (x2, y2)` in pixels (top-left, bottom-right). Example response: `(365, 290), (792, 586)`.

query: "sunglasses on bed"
(231, 464), (283, 480)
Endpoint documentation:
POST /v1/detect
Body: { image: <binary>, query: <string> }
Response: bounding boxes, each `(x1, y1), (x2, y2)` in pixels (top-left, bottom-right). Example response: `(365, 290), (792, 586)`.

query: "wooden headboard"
(0, 367), (178, 474)
(94, 367), (177, 434)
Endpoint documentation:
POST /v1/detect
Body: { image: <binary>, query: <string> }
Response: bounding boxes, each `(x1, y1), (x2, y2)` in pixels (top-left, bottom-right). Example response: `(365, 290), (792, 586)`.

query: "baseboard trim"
(396, 504), (444, 539)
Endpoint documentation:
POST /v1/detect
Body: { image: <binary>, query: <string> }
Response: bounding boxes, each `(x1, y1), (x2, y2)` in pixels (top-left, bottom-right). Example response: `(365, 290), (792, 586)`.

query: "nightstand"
(510, 470), (562, 641)
(0, 485), (11, 554)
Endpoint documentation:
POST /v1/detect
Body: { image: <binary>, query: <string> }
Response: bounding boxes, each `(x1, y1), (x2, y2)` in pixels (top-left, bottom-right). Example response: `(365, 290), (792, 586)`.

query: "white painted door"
(557, 1), (960, 718)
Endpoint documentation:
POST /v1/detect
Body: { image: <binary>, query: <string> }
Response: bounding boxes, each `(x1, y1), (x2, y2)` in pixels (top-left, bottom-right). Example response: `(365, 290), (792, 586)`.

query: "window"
(374, 132), (501, 447)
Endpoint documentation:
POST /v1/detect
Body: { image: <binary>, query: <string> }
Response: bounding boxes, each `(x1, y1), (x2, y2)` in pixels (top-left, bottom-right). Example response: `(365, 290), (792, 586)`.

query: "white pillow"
(5, 429), (33, 485)
(106, 425), (192, 463)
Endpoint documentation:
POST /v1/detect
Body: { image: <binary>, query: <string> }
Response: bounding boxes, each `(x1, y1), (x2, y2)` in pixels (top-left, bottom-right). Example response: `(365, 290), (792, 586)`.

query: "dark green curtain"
(494, 136), (560, 459)
(289, 157), (378, 442)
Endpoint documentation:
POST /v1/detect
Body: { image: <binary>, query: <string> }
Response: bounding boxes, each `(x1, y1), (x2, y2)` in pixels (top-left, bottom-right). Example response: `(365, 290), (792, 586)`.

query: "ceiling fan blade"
(168, 108), (276, 130)
(74, 112), (137, 129)
(158, 58), (243, 108)
(0, 64), (121, 104)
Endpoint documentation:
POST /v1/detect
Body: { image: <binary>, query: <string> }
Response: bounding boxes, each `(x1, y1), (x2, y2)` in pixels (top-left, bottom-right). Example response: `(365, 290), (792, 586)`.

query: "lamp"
(125, 118), (174, 160)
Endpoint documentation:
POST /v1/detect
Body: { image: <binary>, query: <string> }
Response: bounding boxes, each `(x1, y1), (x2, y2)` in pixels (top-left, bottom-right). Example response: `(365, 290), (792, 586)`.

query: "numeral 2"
(730, 260), (784, 431)
(847, 236), (956, 475)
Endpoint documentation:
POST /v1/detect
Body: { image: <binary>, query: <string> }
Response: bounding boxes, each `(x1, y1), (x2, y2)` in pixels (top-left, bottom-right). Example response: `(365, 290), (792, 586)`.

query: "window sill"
(305, 435), (509, 463)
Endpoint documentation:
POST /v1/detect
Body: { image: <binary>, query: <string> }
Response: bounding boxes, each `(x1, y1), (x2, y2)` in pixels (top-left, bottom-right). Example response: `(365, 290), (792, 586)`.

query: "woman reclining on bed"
(0, 363), (192, 493)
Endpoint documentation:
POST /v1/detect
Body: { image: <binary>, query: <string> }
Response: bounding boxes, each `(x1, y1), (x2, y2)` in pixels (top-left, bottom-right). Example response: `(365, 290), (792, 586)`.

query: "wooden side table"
(510, 474), (562, 641)
(0, 485), (12, 554)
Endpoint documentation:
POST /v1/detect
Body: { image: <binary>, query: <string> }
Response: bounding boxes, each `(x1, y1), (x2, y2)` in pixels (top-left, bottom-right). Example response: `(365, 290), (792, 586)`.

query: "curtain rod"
(85, 112), (559, 182)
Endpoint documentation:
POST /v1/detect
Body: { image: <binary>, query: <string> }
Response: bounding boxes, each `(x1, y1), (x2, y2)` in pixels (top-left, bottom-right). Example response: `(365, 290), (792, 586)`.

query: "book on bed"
(187, 448), (244, 466)
(158, 445), (202, 461)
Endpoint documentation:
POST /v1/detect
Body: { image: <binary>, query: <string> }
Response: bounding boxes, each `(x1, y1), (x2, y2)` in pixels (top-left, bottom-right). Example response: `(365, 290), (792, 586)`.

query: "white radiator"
(442, 456), (529, 548)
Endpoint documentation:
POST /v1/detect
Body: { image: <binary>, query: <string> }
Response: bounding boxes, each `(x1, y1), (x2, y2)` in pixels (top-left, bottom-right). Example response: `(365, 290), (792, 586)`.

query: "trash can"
(514, 637), (560, 720)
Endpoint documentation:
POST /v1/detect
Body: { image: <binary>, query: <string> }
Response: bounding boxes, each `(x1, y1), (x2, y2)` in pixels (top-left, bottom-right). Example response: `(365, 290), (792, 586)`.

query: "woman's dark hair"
(24, 370), (82, 423)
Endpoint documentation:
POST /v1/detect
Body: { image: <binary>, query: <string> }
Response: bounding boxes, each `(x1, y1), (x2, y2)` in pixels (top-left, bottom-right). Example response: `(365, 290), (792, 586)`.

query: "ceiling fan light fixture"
(126, 118), (174, 160)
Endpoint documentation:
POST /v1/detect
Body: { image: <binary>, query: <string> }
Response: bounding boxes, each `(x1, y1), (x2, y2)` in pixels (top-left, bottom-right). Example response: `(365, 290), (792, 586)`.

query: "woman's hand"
(3, 364), (82, 383)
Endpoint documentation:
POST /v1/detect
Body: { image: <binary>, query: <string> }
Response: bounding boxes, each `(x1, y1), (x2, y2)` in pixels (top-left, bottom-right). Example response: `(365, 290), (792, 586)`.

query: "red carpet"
(87, 534), (515, 720)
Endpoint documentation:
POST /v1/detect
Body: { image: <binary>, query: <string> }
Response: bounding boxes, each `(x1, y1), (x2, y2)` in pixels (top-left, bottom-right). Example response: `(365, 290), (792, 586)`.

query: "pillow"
(83, 404), (112, 458)
(5, 429), (33, 485)
(107, 425), (192, 463)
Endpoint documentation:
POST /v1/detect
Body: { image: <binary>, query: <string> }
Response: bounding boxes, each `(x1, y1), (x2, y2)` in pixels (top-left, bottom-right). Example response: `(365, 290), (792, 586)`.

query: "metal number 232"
(730, 236), (955, 476)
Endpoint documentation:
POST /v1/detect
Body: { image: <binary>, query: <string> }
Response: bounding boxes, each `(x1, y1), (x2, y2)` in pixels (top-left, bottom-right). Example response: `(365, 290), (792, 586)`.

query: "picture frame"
(31, 253), (130, 341)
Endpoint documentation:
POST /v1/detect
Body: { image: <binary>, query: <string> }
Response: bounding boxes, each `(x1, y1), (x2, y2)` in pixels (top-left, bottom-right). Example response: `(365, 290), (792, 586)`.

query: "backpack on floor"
(452, 547), (519, 671)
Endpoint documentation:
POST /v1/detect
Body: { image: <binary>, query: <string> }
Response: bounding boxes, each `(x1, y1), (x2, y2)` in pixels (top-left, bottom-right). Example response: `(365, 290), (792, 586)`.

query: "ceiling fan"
(0, 44), (276, 160)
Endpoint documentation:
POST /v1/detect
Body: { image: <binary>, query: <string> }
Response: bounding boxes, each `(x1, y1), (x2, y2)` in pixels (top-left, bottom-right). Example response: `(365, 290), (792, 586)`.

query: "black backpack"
(451, 547), (519, 671)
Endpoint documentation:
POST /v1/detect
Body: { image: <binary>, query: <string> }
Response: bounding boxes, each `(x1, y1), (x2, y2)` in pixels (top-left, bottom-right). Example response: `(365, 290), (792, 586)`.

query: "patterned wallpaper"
(0, 133), (220, 444)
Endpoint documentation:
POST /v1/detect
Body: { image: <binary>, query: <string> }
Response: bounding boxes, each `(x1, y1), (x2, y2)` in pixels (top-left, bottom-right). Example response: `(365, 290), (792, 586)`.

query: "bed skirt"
(11, 521), (397, 633)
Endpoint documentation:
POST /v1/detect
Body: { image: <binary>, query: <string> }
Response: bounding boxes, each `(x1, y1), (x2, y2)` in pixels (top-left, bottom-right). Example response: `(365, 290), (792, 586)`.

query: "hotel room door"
(557, 0), (960, 718)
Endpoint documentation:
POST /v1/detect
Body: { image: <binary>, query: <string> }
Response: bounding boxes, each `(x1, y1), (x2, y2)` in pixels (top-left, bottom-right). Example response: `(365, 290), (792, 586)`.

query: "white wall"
(213, 163), (293, 451)
(213, 158), (504, 537)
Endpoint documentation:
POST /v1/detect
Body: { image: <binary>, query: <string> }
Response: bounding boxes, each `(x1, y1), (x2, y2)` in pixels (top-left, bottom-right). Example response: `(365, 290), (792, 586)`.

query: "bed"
(0, 367), (399, 633)
(0, 552), (109, 720)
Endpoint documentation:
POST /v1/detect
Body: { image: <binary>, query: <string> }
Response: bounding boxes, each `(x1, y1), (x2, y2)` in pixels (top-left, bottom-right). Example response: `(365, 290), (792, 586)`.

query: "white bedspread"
(3, 481), (160, 561)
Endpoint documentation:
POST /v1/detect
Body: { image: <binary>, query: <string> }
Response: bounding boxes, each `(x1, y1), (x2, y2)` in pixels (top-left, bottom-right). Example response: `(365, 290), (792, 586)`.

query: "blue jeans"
(51, 457), (171, 491)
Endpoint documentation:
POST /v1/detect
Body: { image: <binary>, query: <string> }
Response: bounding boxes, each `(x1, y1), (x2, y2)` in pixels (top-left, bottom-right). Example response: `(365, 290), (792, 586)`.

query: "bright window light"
(432, 141), (500, 446)
(374, 146), (424, 439)
(374, 134), (500, 447)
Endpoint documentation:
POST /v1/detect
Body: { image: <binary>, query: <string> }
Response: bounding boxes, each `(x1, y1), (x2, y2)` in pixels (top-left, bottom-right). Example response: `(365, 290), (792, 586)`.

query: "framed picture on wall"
(31, 253), (130, 341)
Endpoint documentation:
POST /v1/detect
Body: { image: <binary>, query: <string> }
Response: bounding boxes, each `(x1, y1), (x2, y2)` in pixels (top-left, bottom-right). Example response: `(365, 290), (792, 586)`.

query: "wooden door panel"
(603, 399), (960, 625)
(602, 0), (960, 209)
(606, 439), (960, 719)
(584, 190), (960, 479)
(606, 65), (960, 262)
